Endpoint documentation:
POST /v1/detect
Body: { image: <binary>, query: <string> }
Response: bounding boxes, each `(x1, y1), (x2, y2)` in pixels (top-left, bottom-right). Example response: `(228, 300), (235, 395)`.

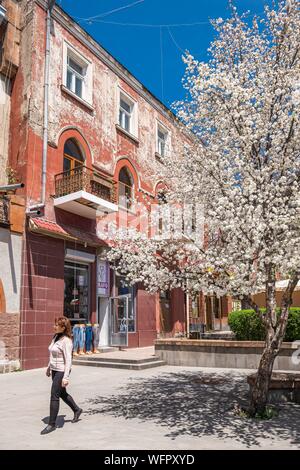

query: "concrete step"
(73, 358), (167, 370)
(96, 347), (117, 353)
(72, 355), (162, 365)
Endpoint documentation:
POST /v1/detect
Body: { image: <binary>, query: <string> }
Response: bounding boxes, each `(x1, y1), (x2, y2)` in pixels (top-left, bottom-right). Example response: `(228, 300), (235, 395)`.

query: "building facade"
(0, 0), (193, 370)
(0, 0), (237, 371)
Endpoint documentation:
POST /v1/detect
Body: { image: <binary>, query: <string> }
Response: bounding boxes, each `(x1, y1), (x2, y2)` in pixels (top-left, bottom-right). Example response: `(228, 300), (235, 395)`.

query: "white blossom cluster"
(108, 1), (300, 302)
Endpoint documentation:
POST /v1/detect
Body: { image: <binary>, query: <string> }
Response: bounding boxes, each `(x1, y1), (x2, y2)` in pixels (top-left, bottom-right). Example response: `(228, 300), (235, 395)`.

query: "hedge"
(228, 308), (300, 341)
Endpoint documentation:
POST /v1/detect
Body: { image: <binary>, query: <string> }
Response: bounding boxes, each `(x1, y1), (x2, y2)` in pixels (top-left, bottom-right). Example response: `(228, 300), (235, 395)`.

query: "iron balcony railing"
(0, 195), (9, 226)
(54, 165), (117, 204)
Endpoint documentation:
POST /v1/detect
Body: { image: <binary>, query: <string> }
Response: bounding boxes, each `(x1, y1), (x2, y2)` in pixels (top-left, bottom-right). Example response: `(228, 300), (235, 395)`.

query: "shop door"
(110, 296), (129, 347)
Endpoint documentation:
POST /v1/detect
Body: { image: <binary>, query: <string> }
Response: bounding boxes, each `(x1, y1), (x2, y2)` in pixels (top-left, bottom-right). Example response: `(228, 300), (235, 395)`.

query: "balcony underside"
(53, 190), (118, 219)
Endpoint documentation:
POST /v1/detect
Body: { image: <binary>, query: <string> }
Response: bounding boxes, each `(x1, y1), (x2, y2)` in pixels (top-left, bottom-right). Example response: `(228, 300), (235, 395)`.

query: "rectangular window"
(64, 262), (90, 323)
(157, 125), (168, 157)
(119, 97), (133, 133)
(66, 54), (86, 99)
(158, 129), (166, 157)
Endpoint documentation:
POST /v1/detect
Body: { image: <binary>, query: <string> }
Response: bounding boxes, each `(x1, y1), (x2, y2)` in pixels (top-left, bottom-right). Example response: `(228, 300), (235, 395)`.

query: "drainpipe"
(28, 1), (55, 211)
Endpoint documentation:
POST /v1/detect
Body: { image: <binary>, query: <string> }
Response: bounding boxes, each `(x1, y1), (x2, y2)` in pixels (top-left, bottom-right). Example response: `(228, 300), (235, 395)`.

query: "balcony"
(54, 166), (118, 219)
(0, 195), (9, 227)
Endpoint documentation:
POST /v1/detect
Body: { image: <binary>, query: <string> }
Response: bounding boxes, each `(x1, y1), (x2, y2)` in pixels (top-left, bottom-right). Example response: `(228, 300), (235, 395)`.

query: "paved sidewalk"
(0, 364), (300, 450)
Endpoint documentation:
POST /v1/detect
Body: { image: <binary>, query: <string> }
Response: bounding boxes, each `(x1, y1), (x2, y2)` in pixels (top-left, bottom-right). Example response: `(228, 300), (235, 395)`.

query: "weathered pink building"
(0, 0), (199, 370)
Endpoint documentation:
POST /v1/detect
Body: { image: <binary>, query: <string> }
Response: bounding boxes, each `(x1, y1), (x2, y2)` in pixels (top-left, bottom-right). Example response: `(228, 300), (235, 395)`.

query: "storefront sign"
(97, 258), (110, 297)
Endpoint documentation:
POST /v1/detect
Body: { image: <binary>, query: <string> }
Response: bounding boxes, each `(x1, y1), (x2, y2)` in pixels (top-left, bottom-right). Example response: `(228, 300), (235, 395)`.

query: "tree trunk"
(248, 270), (299, 416)
(248, 339), (279, 416)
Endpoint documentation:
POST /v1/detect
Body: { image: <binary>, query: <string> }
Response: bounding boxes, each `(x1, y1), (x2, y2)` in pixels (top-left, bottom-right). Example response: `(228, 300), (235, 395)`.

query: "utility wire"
(84, 19), (212, 27)
(76, 0), (144, 23)
(160, 26), (164, 104)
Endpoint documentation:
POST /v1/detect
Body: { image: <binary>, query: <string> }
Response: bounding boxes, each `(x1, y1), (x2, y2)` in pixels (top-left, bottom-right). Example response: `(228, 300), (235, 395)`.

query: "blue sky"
(58, 0), (271, 109)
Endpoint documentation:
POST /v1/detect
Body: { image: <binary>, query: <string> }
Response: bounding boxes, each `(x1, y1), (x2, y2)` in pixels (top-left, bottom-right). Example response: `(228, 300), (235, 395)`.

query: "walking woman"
(41, 316), (82, 435)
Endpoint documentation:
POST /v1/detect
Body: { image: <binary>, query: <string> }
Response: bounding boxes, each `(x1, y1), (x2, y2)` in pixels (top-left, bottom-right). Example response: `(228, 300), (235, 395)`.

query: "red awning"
(28, 217), (106, 247)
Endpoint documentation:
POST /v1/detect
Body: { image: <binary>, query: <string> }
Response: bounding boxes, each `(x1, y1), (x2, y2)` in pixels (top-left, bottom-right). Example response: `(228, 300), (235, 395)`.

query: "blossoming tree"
(107, 0), (300, 416)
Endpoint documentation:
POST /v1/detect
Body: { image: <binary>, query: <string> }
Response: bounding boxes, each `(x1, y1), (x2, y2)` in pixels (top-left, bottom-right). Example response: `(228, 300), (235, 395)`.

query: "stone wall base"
(0, 359), (21, 373)
(0, 313), (20, 369)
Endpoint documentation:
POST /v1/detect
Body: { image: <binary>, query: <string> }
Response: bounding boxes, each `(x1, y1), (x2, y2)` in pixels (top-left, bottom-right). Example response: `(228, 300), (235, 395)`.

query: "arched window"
(118, 167), (133, 210)
(63, 139), (85, 173)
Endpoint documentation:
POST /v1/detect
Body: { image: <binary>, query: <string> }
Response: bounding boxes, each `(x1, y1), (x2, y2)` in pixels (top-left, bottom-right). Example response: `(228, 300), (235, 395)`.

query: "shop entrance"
(110, 295), (129, 347)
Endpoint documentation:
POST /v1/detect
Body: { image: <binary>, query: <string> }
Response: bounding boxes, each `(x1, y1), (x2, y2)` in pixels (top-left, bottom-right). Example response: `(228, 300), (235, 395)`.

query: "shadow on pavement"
(42, 414), (70, 428)
(84, 370), (300, 448)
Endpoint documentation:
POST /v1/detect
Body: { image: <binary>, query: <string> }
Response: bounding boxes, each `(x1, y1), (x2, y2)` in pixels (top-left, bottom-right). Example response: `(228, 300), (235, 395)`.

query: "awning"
(275, 280), (300, 291)
(28, 217), (107, 248)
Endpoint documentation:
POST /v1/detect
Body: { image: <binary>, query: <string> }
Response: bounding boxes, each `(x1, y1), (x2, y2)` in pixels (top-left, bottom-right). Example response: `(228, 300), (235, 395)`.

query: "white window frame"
(117, 88), (138, 137)
(156, 121), (170, 158)
(63, 42), (93, 105)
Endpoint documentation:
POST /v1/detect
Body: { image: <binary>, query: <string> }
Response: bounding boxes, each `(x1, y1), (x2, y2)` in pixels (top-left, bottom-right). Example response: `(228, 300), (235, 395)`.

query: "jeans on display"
(72, 325), (86, 352)
(49, 370), (79, 426)
(85, 325), (93, 352)
(72, 325), (80, 352)
(92, 324), (100, 351)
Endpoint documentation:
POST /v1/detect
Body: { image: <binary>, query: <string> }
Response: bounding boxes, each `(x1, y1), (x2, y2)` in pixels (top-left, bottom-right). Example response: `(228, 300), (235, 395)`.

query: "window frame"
(63, 42), (93, 105)
(63, 139), (85, 173)
(117, 88), (138, 137)
(156, 121), (169, 158)
(118, 167), (134, 211)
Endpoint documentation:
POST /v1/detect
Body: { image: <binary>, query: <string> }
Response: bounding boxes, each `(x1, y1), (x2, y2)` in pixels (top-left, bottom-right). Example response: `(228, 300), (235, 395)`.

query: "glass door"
(110, 296), (129, 347)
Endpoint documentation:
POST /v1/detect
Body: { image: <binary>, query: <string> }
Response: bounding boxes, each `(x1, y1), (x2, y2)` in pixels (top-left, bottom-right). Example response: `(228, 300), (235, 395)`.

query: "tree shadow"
(84, 370), (300, 448)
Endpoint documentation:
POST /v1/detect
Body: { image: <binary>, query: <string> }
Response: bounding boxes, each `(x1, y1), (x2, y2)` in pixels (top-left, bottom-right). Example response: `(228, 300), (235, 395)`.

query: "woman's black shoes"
(72, 408), (83, 423)
(41, 409), (82, 433)
(41, 425), (56, 435)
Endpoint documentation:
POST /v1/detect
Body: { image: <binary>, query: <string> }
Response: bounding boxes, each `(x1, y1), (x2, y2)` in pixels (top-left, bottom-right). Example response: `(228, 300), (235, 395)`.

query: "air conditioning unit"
(0, 5), (7, 26)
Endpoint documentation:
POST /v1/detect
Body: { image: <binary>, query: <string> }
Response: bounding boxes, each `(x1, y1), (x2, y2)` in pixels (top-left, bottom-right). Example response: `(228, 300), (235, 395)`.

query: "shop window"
(118, 167), (134, 211)
(63, 138), (85, 173)
(64, 262), (89, 323)
(115, 275), (136, 332)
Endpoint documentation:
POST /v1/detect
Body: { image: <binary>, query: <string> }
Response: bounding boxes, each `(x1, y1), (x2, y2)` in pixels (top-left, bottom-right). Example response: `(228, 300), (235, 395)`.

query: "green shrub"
(284, 308), (300, 341)
(228, 307), (300, 341)
(228, 309), (265, 341)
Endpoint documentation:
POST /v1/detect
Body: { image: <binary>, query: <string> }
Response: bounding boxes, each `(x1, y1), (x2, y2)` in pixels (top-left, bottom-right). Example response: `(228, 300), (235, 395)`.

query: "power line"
(84, 19), (212, 28)
(160, 26), (164, 104)
(167, 26), (187, 55)
(76, 0), (145, 23)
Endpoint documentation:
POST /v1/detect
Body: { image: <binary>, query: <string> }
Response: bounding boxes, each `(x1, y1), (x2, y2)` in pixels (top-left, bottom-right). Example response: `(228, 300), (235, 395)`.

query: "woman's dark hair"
(55, 316), (72, 339)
